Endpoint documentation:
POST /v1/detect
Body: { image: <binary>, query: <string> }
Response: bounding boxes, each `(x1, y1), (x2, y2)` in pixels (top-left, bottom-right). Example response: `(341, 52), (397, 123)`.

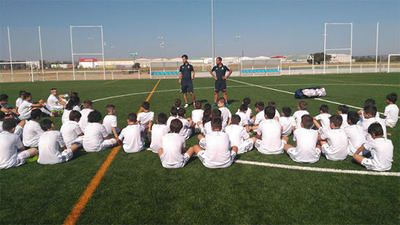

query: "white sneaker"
(184, 104), (189, 108)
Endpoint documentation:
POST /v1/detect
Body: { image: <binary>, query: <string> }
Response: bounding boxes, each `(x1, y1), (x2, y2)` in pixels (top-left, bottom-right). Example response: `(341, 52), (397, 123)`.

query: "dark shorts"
(181, 81), (194, 93)
(215, 80), (227, 92)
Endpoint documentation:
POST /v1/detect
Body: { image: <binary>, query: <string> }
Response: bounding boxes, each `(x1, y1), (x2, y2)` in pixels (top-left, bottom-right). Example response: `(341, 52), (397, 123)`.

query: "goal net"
(387, 54), (400, 73)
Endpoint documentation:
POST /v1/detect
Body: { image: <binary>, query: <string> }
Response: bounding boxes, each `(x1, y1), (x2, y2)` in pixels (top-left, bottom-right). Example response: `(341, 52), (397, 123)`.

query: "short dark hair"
(65, 97), (80, 110)
(386, 92), (397, 103)
(319, 104), (329, 113)
(264, 106), (276, 119)
(347, 111), (360, 125)
(181, 54), (188, 59)
(364, 105), (377, 117)
(211, 108), (221, 118)
(40, 119), (53, 131)
(202, 109), (212, 124)
(30, 109), (42, 120)
(298, 101), (307, 110)
(22, 92), (32, 100)
(301, 115), (313, 129)
(242, 97), (251, 106)
(169, 119), (183, 133)
(0, 111), (5, 121)
(329, 115), (343, 128)
(194, 101), (202, 109)
(83, 100), (93, 108)
(363, 98), (376, 107)
(267, 101), (276, 107)
(2, 118), (17, 132)
(127, 112), (137, 122)
(142, 101), (150, 110)
(255, 101), (265, 111)
(282, 106), (292, 117)
(157, 113), (167, 124)
(338, 105), (349, 114)
(368, 123), (384, 137)
(106, 104), (115, 109)
(178, 108), (186, 117)
(50, 88), (57, 91)
(204, 103), (211, 111)
(231, 115), (241, 125)
(0, 94), (9, 102)
(211, 117), (222, 130)
(174, 99), (182, 108)
(239, 104), (248, 112)
(218, 97), (225, 104)
(19, 90), (26, 96)
(216, 56), (222, 61)
(88, 110), (102, 123)
(170, 106), (178, 116)
(69, 110), (82, 121)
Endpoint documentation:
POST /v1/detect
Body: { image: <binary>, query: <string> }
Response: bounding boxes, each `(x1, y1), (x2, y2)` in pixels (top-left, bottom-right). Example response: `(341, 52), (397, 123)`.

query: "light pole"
(211, 0), (215, 66)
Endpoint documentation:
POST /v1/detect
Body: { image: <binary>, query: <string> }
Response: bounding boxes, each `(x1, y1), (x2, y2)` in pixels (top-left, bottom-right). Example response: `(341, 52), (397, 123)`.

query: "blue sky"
(0, 0), (399, 61)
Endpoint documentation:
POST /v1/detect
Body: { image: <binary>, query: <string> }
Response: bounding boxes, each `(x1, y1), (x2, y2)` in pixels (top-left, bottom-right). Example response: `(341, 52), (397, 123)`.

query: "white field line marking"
(235, 160), (400, 177)
(93, 85), (248, 102)
(230, 79), (400, 119)
(264, 83), (400, 87)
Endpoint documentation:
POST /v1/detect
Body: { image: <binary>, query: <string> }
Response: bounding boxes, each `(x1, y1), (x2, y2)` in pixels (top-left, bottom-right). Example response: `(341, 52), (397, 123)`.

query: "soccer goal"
(149, 60), (180, 79)
(387, 54), (400, 73)
(239, 58), (281, 76)
(0, 61), (39, 82)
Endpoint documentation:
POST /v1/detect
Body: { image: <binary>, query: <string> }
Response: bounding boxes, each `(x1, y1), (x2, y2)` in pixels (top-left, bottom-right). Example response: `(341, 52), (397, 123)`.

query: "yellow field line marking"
(64, 79), (161, 225)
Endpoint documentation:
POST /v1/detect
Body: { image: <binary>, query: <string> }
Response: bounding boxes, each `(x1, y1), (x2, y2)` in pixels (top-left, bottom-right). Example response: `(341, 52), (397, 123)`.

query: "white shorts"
(85, 139), (117, 152)
(287, 147), (321, 163)
(255, 139), (284, 155)
(197, 150), (236, 169)
(361, 158), (391, 171)
(237, 139), (254, 154)
(385, 119), (396, 128)
(161, 153), (190, 169)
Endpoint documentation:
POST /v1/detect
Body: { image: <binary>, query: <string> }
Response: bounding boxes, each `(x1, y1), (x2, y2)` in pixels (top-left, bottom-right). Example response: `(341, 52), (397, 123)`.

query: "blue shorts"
(215, 80), (227, 92)
(181, 81), (193, 93)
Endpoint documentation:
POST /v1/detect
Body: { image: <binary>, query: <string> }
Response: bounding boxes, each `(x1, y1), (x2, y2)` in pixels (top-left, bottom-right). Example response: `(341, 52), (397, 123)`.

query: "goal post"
(387, 54), (400, 73)
(70, 25), (105, 80)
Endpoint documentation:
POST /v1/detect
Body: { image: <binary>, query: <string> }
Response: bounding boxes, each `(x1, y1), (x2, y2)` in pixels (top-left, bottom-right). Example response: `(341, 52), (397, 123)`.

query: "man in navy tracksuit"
(178, 54), (196, 108)
(210, 57), (232, 104)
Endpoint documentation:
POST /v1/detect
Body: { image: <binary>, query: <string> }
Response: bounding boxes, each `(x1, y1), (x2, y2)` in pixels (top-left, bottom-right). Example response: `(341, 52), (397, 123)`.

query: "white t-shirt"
(138, 111), (154, 126)
(235, 111), (251, 126)
(191, 109), (204, 125)
(18, 100), (33, 120)
(79, 108), (93, 132)
(237, 108), (252, 119)
(319, 128), (349, 160)
(103, 114), (118, 135)
(254, 110), (265, 125)
(256, 119), (282, 152)
(293, 110), (310, 128)
(219, 107), (232, 128)
(178, 117), (192, 139)
(166, 115), (178, 128)
(23, 120), (43, 147)
(37, 130), (66, 165)
(201, 131), (232, 168)
(150, 124), (169, 152)
(344, 124), (366, 154)
(83, 123), (109, 152)
(119, 124), (144, 153)
(362, 137), (393, 171)
(225, 124), (249, 147)
(384, 104), (399, 128)
(46, 94), (61, 111)
(290, 128), (320, 163)
(60, 121), (83, 148)
(0, 121), (3, 132)
(0, 131), (24, 169)
(314, 113), (331, 129)
(160, 133), (186, 168)
(359, 117), (387, 139)
(279, 116), (295, 136)
(16, 97), (23, 108)
(340, 113), (349, 128)
(62, 109), (71, 124)
(201, 121), (213, 135)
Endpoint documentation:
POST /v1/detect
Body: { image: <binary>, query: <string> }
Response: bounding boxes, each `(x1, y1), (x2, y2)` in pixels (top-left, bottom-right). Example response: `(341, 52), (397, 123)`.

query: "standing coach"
(210, 56), (232, 105)
(178, 54), (196, 108)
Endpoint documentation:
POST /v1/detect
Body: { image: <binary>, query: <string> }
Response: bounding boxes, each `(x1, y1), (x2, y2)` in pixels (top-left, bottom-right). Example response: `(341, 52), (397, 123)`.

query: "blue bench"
(241, 69), (280, 74)
(151, 71), (179, 76)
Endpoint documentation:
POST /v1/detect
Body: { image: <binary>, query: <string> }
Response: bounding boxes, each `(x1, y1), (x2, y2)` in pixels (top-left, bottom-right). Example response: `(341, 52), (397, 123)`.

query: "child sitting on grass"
(149, 113), (169, 153)
(118, 113), (145, 153)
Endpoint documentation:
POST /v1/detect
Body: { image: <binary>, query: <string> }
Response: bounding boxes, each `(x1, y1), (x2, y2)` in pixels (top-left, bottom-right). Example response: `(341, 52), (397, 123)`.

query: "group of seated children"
(0, 88), (398, 172)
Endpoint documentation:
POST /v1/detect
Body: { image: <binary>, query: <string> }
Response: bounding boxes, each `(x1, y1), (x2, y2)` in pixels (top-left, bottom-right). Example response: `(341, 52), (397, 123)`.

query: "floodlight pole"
(211, 0), (215, 65)
(323, 23), (327, 74)
(70, 26), (76, 80)
(375, 22), (379, 72)
(349, 23), (353, 73)
(38, 26), (44, 74)
(7, 26), (14, 79)
(100, 25), (106, 80)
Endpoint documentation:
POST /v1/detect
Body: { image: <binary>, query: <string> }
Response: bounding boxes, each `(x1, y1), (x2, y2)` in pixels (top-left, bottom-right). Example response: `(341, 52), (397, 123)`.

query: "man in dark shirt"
(178, 54), (196, 108)
(210, 57), (232, 104)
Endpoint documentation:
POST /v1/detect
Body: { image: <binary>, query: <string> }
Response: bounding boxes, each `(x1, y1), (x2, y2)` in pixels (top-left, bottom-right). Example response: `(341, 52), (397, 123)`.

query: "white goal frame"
(70, 25), (105, 80)
(323, 22), (353, 74)
(387, 54), (400, 73)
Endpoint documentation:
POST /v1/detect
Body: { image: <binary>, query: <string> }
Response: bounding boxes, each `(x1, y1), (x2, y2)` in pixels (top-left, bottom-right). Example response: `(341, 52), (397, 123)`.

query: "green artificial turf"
(0, 73), (399, 224)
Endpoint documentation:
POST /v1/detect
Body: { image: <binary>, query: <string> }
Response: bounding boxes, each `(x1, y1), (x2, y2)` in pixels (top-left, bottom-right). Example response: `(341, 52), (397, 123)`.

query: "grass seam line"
(63, 79), (161, 225)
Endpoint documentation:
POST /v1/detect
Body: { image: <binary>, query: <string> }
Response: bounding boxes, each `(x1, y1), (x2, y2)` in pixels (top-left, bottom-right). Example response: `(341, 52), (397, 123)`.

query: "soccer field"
(0, 73), (399, 224)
